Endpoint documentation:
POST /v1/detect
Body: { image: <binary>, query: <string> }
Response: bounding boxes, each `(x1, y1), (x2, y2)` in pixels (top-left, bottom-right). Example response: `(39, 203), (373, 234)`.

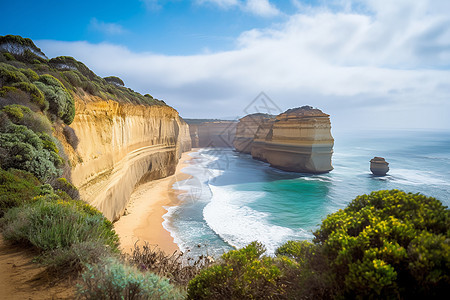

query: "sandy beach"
(114, 150), (194, 254)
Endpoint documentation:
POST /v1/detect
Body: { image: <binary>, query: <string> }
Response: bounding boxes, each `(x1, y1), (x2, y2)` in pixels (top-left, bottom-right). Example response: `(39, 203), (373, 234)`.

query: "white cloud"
(39, 0), (450, 129)
(244, 0), (280, 17)
(89, 18), (126, 35)
(197, 0), (280, 17)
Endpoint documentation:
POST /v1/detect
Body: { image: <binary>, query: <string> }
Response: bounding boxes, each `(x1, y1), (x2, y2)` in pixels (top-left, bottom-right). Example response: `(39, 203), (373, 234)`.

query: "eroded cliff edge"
(57, 95), (191, 221)
(234, 106), (334, 173)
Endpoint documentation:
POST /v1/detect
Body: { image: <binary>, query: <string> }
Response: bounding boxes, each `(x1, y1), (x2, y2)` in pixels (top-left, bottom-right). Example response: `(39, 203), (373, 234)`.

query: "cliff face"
(234, 106), (334, 173)
(233, 114), (273, 154)
(57, 95), (191, 221)
(187, 121), (237, 148)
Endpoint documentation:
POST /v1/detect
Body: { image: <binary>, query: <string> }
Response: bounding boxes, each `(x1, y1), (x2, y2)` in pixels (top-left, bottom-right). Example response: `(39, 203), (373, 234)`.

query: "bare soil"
(0, 238), (75, 300)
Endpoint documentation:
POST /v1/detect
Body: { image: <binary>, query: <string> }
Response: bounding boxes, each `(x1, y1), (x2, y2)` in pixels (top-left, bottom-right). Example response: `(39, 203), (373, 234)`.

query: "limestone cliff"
(56, 94), (191, 221)
(233, 114), (273, 154)
(186, 120), (237, 148)
(234, 106), (334, 173)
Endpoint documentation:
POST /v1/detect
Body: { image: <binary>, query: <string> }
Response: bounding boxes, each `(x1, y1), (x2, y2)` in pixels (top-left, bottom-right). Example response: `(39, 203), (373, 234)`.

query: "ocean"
(163, 130), (450, 257)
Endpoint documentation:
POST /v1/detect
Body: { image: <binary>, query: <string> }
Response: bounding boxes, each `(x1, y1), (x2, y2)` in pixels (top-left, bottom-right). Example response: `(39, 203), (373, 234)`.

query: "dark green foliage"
(49, 56), (97, 80)
(77, 257), (185, 299)
(35, 74), (75, 124)
(1, 197), (119, 252)
(1, 104), (26, 121)
(0, 168), (42, 217)
(188, 191), (449, 299)
(12, 81), (46, 108)
(187, 242), (283, 299)
(313, 189), (449, 298)
(52, 177), (80, 200)
(0, 121), (62, 181)
(20, 68), (39, 81)
(0, 62), (29, 85)
(1, 105), (52, 133)
(0, 35), (47, 62)
(3, 52), (15, 61)
(104, 76), (125, 86)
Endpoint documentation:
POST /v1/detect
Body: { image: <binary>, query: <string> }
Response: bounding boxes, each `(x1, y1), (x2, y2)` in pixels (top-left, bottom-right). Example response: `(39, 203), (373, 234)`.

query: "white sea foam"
(203, 185), (312, 255)
(391, 169), (450, 186)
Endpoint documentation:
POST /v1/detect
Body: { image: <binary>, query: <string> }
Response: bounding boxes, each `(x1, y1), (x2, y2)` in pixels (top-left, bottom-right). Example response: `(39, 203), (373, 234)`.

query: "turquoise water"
(163, 130), (450, 257)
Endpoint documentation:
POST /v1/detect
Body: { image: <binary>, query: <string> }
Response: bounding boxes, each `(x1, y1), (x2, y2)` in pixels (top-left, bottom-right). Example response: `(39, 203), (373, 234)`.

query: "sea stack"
(370, 157), (389, 176)
(233, 106), (334, 174)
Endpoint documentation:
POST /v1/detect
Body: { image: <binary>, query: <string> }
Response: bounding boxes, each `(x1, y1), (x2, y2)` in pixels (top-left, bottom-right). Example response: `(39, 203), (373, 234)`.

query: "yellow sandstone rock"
(56, 94), (191, 221)
(234, 106), (334, 173)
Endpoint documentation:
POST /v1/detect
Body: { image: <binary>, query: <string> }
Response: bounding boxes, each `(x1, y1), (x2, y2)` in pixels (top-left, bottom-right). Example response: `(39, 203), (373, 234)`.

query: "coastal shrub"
(38, 240), (114, 275)
(1, 104), (52, 134)
(129, 242), (212, 286)
(1, 104), (26, 121)
(3, 52), (15, 61)
(187, 242), (283, 299)
(11, 81), (46, 108)
(35, 74), (75, 124)
(313, 189), (449, 298)
(104, 75), (125, 86)
(20, 68), (39, 81)
(77, 257), (185, 300)
(62, 125), (79, 149)
(0, 168), (42, 217)
(1, 197), (119, 252)
(0, 121), (62, 181)
(0, 62), (28, 84)
(52, 177), (80, 200)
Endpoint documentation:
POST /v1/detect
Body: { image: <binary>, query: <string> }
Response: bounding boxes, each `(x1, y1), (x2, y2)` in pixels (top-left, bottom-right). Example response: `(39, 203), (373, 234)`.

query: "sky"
(1, 0), (450, 130)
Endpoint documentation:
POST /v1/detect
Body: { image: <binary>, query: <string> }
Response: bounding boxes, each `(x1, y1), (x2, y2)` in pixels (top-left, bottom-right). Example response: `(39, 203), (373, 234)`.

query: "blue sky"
(1, 0), (450, 129)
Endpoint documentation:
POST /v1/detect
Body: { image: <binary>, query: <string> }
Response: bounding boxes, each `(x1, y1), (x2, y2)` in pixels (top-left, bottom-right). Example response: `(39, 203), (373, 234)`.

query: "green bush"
(1, 197), (119, 252)
(0, 63), (28, 84)
(12, 81), (46, 108)
(1, 104), (52, 133)
(38, 240), (114, 275)
(1, 104), (27, 121)
(104, 76), (125, 86)
(20, 68), (39, 81)
(0, 121), (62, 181)
(187, 242), (283, 299)
(35, 74), (75, 124)
(52, 177), (80, 200)
(313, 190), (449, 298)
(0, 168), (43, 217)
(77, 257), (185, 299)
(3, 52), (15, 61)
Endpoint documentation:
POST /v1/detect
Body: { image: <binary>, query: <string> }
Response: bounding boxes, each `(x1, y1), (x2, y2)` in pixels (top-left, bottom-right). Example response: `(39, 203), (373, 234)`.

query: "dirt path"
(0, 238), (75, 300)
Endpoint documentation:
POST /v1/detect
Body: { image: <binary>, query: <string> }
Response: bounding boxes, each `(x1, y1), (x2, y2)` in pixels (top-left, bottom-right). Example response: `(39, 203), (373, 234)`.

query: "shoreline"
(114, 150), (195, 255)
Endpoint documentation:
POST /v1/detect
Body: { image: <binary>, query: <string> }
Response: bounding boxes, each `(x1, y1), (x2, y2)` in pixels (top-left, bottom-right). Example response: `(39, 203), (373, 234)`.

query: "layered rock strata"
(234, 106), (334, 173)
(187, 121), (237, 148)
(233, 114), (273, 154)
(370, 157), (389, 176)
(57, 95), (191, 221)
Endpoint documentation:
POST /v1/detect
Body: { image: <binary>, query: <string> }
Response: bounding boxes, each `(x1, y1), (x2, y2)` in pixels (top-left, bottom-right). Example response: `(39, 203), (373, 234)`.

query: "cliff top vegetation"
(0, 35), (166, 107)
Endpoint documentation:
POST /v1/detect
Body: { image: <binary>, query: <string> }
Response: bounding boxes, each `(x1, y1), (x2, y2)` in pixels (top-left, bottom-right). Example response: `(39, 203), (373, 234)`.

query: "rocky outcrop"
(234, 114), (273, 154)
(370, 157), (389, 176)
(233, 106), (334, 174)
(186, 120), (237, 148)
(56, 95), (191, 221)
